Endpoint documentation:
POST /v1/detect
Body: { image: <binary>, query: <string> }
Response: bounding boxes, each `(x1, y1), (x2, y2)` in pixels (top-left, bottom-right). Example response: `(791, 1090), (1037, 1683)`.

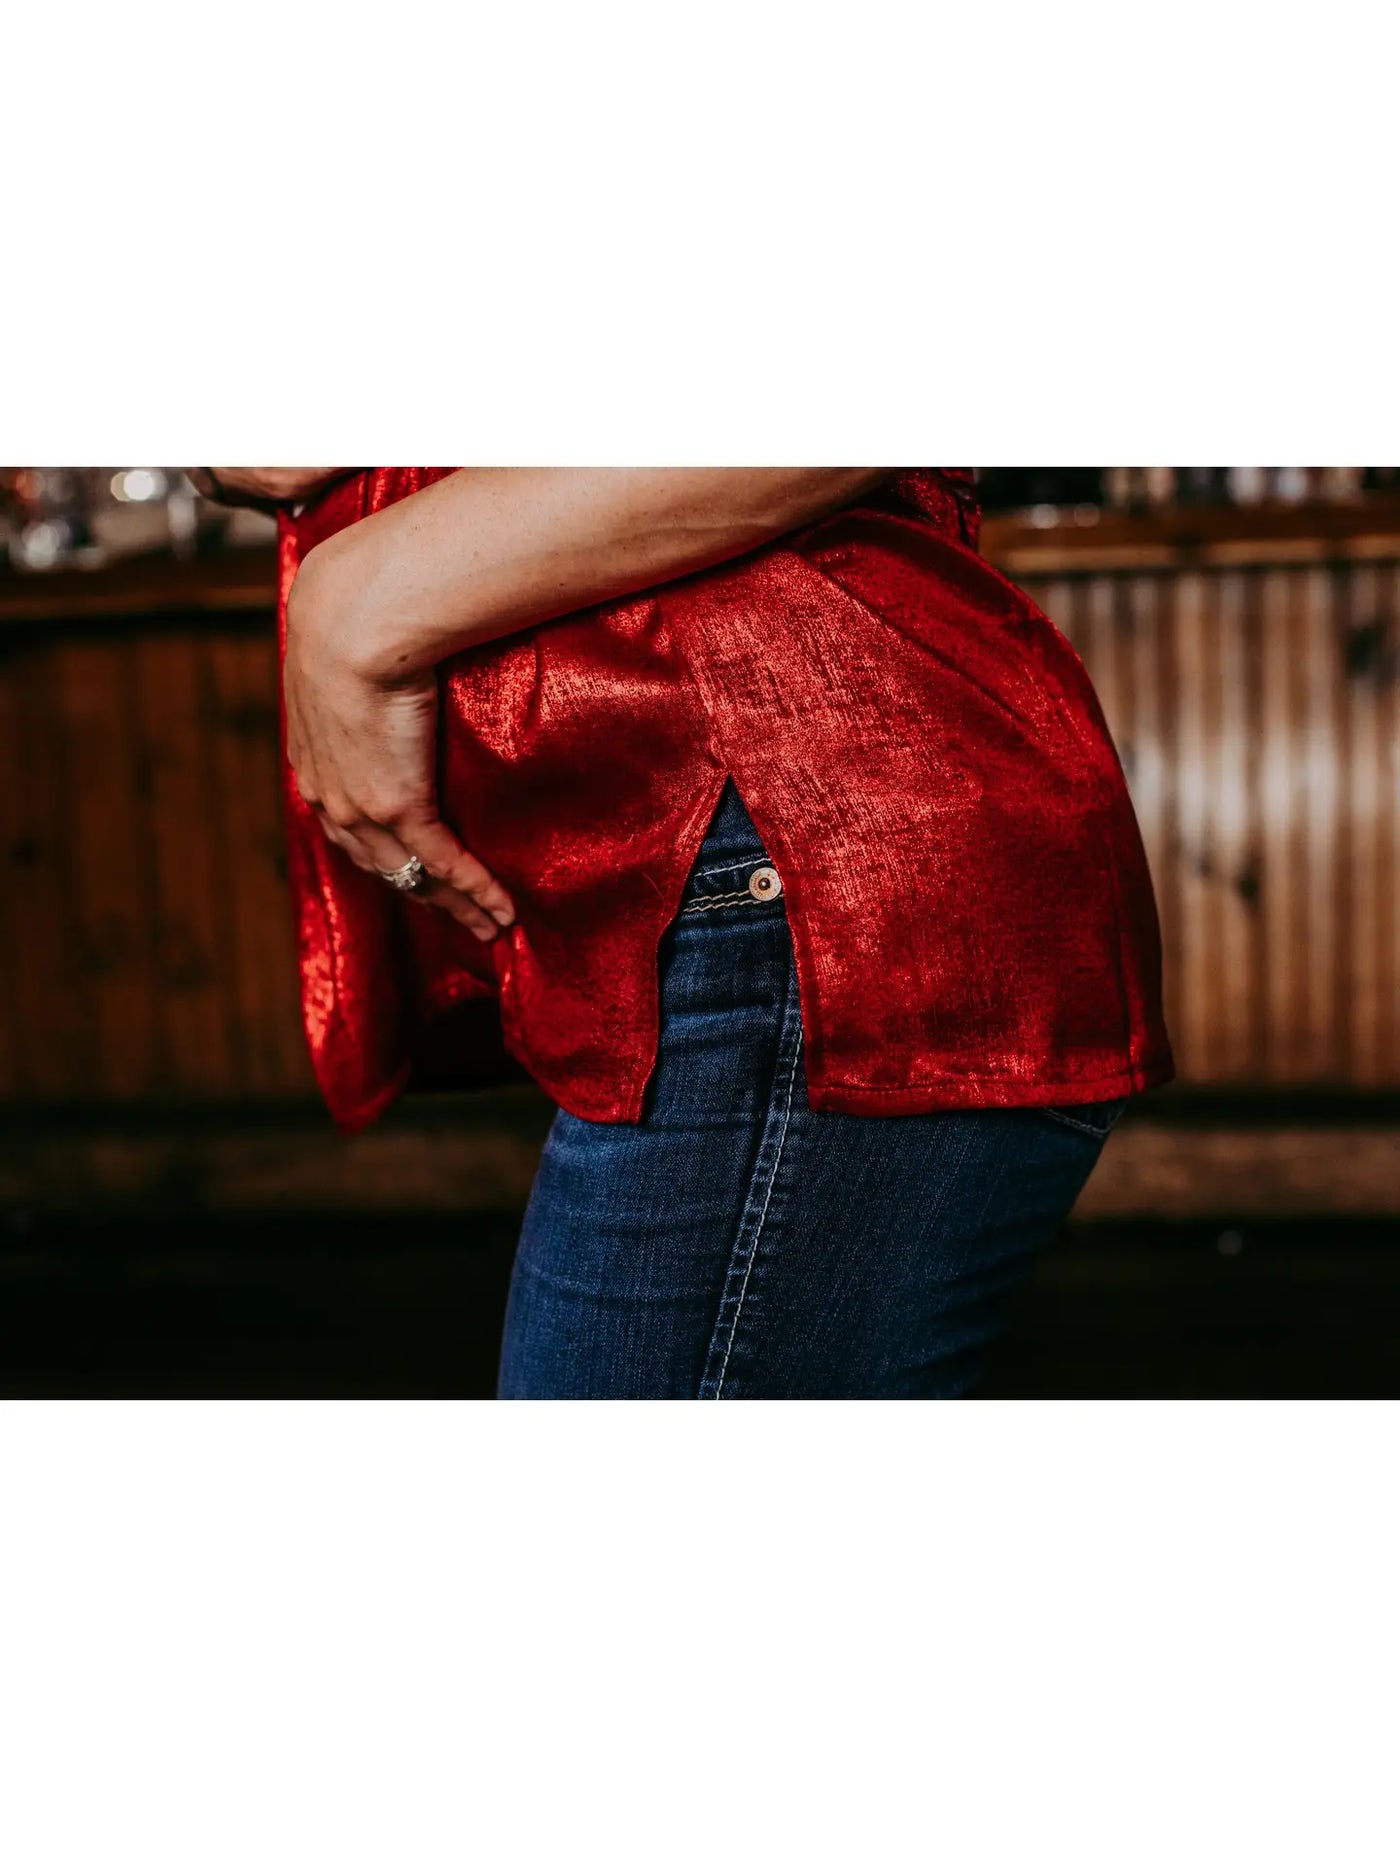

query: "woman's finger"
(392, 813), (516, 927)
(316, 811), (501, 941)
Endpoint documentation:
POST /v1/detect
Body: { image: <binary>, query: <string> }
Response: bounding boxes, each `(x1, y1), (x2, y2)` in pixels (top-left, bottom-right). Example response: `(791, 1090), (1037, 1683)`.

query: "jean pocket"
(1032, 1097), (1130, 1140)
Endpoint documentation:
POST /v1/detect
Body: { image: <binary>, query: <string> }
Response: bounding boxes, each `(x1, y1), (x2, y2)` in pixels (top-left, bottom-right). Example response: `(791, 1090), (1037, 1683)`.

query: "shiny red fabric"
(279, 470), (1173, 1133)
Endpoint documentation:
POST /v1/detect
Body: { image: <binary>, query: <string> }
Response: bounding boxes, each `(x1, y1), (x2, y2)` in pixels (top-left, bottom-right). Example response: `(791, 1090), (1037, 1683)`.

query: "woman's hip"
(497, 785), (1121, 1399)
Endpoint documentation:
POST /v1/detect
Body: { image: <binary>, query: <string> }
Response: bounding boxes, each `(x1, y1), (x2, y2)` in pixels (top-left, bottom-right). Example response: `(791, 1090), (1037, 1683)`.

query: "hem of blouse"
(421, 970), (500, 1016)
(323, 970), (501, 1135)
(537, 1049), (1176, 1127)
(804, 1051), (1176, 1117)
(325, 1059), (414, 1137)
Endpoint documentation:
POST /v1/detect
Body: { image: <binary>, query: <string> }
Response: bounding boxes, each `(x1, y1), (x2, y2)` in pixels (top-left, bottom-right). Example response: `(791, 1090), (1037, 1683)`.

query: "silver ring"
(378, 856), (428, 894)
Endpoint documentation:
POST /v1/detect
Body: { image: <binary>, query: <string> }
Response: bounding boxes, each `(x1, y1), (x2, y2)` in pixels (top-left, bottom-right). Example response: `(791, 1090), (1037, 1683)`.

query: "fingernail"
(492, 906), (514, 926)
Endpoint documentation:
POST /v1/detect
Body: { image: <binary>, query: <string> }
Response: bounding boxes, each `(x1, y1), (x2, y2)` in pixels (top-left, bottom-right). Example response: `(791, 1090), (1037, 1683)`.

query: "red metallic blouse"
(279, 469), (1173, 1133)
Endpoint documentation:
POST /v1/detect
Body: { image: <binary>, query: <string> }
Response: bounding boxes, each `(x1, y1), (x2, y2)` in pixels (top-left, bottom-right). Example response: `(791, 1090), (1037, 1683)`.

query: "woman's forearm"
(297, 467), (890, 682)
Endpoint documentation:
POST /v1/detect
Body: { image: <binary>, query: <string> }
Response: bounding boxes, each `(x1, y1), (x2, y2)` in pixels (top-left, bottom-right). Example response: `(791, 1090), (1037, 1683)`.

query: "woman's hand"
(283, 536), (516, 941)
(281, 466), (889, 938)
(189, 468), (353, 510)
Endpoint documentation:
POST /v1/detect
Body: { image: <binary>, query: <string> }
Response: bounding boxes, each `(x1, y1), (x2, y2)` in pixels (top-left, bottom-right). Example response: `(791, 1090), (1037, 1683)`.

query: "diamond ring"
(378, 856), (429, 894)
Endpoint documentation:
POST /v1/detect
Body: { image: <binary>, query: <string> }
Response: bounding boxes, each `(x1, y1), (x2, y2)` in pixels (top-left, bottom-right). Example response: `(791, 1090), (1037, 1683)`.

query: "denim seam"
(680, 888), (766, 915)
(1036, 1104), (1122, 1140)
(699, 964), (803, 1400)
(692, 856), (765, 880)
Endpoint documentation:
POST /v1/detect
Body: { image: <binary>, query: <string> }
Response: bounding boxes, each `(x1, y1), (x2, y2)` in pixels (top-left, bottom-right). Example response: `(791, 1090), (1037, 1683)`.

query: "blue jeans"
(498, 782), (1122, 1399)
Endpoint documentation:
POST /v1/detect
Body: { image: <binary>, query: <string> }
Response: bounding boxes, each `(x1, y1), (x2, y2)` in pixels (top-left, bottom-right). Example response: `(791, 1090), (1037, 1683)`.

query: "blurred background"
(2, 466), (1399, 1396)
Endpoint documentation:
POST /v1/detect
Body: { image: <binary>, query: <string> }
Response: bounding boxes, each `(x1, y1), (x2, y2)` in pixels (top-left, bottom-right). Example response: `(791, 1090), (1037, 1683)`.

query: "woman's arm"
(295, 468), (890, 677)
(285, 468), (890, 937)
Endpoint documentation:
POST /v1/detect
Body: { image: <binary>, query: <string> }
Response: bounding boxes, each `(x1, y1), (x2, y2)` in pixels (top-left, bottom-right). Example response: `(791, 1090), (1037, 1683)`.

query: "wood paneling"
(131, 633), (236, 1090)
(204, 634), (308, 1093)
(1, 631), (94, 1095)
(1027, 552), (1400, 1088)
(0, 546), (278, 626)
(0, 607), (314, 1102)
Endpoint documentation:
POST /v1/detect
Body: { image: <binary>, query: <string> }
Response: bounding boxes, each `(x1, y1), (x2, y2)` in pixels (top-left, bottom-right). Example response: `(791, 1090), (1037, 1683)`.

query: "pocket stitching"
(1035, 1102), (1126, 1140)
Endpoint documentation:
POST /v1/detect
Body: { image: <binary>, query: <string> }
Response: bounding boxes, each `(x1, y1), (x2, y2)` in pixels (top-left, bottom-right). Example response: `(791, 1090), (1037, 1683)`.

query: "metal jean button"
(748, 864), (782, 902)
